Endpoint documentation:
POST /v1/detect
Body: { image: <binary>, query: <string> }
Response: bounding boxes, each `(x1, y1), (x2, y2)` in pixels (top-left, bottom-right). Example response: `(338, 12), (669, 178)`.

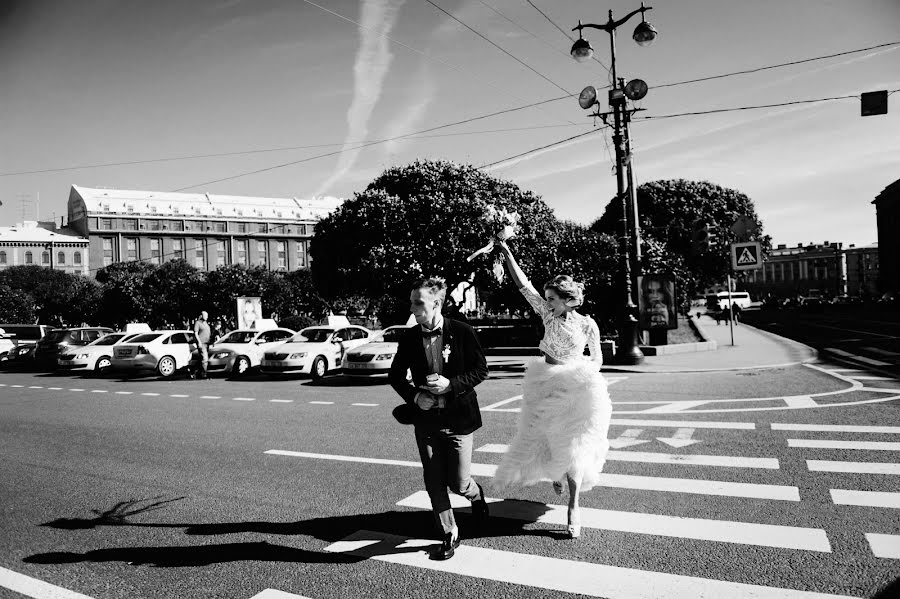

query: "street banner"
(638, 273), (678, 330)
(731, 241), (762, 271)
(236, 297), (262, 330)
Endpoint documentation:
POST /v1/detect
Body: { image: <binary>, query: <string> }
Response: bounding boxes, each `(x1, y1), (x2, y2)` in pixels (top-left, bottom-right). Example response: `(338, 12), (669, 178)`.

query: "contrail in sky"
(314, 0), (405, 197)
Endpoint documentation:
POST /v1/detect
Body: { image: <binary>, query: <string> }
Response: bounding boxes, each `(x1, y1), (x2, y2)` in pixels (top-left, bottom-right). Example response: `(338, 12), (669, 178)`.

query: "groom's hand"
(415, 392), (437, 410)
(423, 375), (451, 396)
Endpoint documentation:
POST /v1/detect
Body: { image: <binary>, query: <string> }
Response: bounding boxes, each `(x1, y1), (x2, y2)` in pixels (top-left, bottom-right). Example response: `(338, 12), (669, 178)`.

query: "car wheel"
(157, 355), (177, 378)
(311, 356), (327, 380)
(233, 356), (251, 377)
(95, 356), (112, 374)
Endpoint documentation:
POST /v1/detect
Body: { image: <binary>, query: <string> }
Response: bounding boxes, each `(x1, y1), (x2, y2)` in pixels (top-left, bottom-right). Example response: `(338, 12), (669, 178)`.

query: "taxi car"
(111, 330), (200, 378)
(260, 325), (371, 379)
(207, 326), (295, 377)
(34, 326), (114, 368)
(341, 325), (413, 378)
(57, 328), (150, 375)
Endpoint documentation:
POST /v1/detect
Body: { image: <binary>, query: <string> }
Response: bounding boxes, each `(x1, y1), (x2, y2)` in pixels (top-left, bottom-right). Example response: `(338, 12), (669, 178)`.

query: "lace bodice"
(519, 283), (603, 364)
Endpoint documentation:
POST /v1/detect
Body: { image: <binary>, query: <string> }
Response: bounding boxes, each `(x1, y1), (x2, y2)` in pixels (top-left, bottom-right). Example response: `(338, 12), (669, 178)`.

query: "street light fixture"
(572, 3), (656, 366)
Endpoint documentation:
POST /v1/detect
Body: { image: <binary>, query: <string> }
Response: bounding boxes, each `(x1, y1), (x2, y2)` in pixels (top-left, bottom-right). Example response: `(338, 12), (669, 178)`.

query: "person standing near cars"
(193, 311), (211, 379)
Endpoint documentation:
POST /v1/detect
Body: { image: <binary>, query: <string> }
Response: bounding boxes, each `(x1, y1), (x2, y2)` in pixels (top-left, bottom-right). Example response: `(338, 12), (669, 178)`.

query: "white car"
(57, 331), (148, 375)
(207, 327), (296, 377)
(111, 330), (200, 378)
(260, 325), (372, 379)
(341, 325), (414, 378)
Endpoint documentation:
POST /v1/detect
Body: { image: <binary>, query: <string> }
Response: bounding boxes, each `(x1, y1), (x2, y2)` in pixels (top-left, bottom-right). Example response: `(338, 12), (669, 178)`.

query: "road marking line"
(233, 397), (255, 401)
(864, 347), (900, 357)
(609, 428), (650, 449)
(0, 565), (95, 598)
(774, 423), (900, 433)
(352, 403), (378, 406)
(476, 444), (507, 453)
(141, 392), (160, 396)
(28, 385), (43, 389)
(170, 394), (189, 398)
(48, 387), (62, 390)
(309, 401), (334, 405)
(831, 489), (900, 509)
(11, 384), (24, 387)
(783, 395), (817, 408)
(324, 530), (851, 598)
(397, 491), (827, 551)
(853, 376), (897, 381)
(609, 450), (779, 469)
(68, 388), (84, 392)
(825, 348), (891, 366)
(0, 383), (5, 386)
(266, 450), (422, 469)
(789, 439), (900, 451)
(90, 390), (107, 393)
(641, 401), (709, 413)
(115, 391), (132, 395)
(808, 460), (900, 475)
(270, 399), (294, 403)
(611, 418), (755, 430)
(866, 533), (900, 559)
(201, 395), (221, 399)
(481, 394), (522, 410)
(248, 590), (315, 599)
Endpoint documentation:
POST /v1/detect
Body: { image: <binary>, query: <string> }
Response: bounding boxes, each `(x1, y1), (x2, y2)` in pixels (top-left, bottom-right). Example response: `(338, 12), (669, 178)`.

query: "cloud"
(381, 63), (435, 157)
(314, 0), (405, 197)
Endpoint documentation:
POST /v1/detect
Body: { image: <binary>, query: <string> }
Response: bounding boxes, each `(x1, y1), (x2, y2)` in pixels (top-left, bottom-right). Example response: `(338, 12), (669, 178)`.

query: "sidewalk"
(486, 315), (818, 374)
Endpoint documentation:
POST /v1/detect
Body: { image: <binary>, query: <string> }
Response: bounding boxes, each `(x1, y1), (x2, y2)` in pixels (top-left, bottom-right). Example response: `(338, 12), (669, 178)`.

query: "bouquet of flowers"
(466, 205), (519, 282)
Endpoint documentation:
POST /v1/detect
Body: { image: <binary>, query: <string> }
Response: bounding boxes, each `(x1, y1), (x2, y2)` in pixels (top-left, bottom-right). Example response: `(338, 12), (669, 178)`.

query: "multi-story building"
(742, 241), (846, 299)
(873, 179), (899, 295)
(0, 220), (90, 275)
(66, 185), (342, 275)
(844, 243), (879, 299)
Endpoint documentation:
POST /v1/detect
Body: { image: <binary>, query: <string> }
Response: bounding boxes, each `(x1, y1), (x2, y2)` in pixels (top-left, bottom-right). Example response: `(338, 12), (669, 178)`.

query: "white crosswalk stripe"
(865, 533), (900, 559)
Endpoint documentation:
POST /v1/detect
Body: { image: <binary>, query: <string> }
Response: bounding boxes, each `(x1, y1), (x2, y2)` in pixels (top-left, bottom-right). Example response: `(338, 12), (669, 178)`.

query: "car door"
(167, 333), (193, 367)
(345, 327), (371, 350)
(252, 329), (293, 364)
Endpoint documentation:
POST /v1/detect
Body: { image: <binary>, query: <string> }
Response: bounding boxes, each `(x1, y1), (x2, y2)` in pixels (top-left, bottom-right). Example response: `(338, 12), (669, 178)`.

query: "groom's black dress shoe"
(472, 483), (489, 524)
(434, 532), (460, 560)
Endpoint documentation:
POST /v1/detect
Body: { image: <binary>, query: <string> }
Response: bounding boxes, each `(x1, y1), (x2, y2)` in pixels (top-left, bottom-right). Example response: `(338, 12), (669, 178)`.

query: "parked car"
(57, 325), (152, 375)
(260, 325), (372, 379)
(341, 325), (414, 378)
(207, 326), (295, 377)
(0, 324), (52, 364)
(111, 330), (200, 378)
(34, 327), (114, 368)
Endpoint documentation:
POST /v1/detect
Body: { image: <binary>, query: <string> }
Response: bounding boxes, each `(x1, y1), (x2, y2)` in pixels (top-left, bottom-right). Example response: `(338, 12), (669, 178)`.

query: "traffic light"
(691, 219), (711, 255)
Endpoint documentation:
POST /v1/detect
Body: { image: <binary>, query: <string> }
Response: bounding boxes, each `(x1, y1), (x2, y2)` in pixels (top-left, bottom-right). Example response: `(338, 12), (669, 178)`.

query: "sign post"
(728, 241), (763, 346)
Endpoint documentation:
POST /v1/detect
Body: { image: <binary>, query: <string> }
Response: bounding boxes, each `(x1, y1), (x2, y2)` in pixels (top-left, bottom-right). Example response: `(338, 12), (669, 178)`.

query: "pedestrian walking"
(492, 240), (612, 540)
(731, 302), (743, 323)
(388, 277), (490, 561)
(193, 311), (211, 379)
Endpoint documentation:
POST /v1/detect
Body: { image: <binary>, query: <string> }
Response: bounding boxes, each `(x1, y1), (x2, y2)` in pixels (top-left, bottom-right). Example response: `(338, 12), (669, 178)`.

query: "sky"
(1, 0), (898, 248)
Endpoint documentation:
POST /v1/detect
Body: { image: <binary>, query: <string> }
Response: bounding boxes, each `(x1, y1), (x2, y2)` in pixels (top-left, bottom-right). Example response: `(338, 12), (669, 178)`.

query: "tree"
(202, 265), (275, 326)
(96, 261), (158, 327)
(144, 259), (205, 328)
(0, 283), (36, 323)
(592, 179), (770, 297)
(311, 160), (560, 322)
(266, 269), (329, 322)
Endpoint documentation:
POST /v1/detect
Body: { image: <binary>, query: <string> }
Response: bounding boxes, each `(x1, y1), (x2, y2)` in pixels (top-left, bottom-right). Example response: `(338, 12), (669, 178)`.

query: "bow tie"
(421, 327), (442, 338)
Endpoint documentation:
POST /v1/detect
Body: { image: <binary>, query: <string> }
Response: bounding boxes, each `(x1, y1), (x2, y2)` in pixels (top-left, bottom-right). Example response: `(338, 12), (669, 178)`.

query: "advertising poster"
(236, 297), (263, 330)
(638, 274), (677, 330)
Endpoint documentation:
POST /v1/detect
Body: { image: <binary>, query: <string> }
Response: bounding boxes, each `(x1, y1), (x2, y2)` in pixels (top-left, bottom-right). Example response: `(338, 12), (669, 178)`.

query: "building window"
(102, 238), (114, 266)
(167, 221), (183, 231)
(147, 219), (161, 231)
(297, 241), (307, 267)
(150, 239), (161, 264)
(42, 251), (50, 265)
(125, 238), (138, 261)
(257, 241), (267, 267)
(74, 251), (82, 265)
(236, 240), (248, 265)
(213, 221), (226, 233)
(195, 239), (205, 268)
(185, 220), (203, 231)
(236, 222), (247, 233)
(276, 241), (286, 269)
(0, 251), (6, 264)
(257, 223), (267, 233)
(100, 218), (113, 230)
(150, 206), (157, 214)
(123, 219), (138, 231)
(216, 240), (227, 266)
(57, 251), (66, 265)
(25, 251), (33, 264)
(172, 239), (184, 261)
(126, 205), (134, 214)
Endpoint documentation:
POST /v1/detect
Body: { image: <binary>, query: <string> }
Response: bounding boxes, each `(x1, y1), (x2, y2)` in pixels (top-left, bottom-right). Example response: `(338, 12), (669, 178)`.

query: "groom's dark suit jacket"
(389, 317), (488, 435)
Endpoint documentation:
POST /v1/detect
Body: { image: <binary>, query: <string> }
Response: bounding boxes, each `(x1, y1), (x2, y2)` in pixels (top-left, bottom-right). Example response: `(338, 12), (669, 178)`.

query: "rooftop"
(0, 221), (88, 244)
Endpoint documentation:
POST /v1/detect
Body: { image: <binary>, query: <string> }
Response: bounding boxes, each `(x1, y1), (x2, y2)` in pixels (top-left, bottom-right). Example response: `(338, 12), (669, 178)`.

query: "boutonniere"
(442, 344), (451, 361)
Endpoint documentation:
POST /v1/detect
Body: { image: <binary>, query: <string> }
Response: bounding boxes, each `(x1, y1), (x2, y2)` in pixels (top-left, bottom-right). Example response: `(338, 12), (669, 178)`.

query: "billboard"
(638, 273), (677, 330)
(236, 296), (263, 330)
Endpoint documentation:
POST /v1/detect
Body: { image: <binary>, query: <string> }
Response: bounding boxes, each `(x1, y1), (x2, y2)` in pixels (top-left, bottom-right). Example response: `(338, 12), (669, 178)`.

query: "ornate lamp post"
(571, 3), (657, 365)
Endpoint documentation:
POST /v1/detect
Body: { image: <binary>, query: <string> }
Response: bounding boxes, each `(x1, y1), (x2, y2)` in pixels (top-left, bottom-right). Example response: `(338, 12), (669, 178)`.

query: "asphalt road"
(1, 360), (898, 599)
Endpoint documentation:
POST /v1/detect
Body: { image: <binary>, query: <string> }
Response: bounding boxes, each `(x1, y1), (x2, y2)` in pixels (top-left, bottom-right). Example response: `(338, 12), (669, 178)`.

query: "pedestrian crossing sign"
(731, 241), (762, 270)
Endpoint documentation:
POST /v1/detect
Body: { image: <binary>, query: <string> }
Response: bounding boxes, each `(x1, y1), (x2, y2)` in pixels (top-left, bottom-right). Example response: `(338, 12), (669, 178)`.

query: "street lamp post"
(571, 3), (656, 365)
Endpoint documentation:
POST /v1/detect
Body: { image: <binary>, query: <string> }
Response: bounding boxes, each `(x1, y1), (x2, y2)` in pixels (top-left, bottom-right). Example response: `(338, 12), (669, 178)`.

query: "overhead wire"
(524, 0), (610, 74)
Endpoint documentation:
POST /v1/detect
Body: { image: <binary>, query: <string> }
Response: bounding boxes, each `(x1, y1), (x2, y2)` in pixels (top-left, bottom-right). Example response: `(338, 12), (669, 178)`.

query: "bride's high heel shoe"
(552, 481), (563, 496)
(566, 509), (581, 539)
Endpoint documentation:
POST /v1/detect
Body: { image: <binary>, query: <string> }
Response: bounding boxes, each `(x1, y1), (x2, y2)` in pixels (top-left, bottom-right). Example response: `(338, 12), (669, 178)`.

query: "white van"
(706, 291), (752, 311)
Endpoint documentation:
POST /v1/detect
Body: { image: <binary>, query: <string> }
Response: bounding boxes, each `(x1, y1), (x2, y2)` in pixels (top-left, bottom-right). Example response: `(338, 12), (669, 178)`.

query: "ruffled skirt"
(494, 358), (612, 492)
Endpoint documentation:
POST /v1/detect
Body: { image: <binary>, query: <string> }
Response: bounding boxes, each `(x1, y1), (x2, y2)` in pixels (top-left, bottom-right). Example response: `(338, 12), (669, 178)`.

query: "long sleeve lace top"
(519, 283), (603, 365)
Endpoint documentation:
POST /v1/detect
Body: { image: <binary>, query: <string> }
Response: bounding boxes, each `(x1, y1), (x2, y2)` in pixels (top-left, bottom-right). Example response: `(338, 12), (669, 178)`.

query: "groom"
(389, 277), (490, 560)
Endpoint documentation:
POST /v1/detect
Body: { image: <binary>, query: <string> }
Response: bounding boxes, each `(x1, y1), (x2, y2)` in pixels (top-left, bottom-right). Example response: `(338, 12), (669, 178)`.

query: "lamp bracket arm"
(572, 5), (652, 34)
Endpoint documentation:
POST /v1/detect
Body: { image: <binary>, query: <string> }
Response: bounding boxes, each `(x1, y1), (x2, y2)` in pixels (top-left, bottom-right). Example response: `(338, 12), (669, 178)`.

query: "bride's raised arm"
(497, 240), (533, 291)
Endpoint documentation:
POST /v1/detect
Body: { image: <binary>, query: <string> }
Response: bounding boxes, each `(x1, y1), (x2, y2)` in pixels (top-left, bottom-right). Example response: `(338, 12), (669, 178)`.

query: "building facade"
(873, 179), (900, 295)
(0, 220), (90, 275)
(742, 241), (847, 300)
(843, 243), (879, 299)
(66, 185), (342, 275)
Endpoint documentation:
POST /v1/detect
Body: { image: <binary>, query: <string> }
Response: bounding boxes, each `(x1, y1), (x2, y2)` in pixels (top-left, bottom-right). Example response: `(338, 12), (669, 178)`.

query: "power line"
(479, 127), (604, 170)
(524, 0), (610, 75)
(475, 0), (573, 62)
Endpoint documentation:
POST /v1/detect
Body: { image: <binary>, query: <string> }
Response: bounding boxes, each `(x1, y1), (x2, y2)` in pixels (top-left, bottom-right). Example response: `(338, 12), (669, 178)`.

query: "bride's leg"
(565, 469), (582, 538)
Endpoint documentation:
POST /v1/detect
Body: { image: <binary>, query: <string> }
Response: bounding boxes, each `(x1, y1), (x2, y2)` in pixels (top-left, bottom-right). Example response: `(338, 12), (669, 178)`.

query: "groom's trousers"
(415, 426), (483, 536)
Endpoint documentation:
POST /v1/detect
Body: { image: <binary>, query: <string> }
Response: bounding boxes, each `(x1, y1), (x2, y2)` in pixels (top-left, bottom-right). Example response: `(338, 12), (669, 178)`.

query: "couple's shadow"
(25, 496), (554, 568)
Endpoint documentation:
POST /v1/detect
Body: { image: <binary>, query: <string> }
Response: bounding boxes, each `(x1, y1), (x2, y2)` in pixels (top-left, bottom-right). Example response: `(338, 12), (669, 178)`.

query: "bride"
(492, 240), (612, 539)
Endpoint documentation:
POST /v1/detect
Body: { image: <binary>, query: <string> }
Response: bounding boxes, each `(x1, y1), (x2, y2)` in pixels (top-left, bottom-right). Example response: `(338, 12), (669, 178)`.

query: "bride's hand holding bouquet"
(466, 205), (520, 281)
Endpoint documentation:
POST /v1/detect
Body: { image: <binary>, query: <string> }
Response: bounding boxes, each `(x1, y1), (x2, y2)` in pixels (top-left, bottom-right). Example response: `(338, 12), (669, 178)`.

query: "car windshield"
(129, 333), (163, 343)
(295, 328), (333, 343)
(44, 330), (70, 342)
(0, 325), (44, 340)
(92, 334), (126, 346)
(218, 331), (256, 344)
(377, 327), (409, 343)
